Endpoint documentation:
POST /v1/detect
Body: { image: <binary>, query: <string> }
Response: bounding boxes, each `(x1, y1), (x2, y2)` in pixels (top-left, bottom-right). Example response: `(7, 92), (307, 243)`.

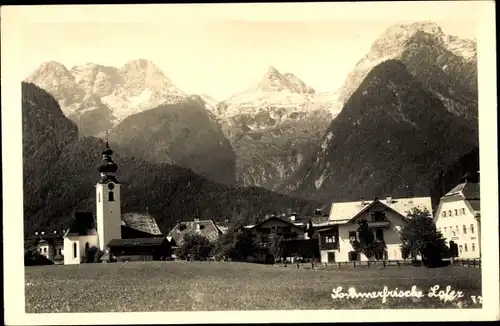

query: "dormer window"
(109, 191), (114, 202)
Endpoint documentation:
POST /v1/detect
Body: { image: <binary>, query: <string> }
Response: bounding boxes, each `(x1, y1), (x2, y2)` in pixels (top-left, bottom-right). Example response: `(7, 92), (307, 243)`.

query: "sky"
(15, 3), (480, 101)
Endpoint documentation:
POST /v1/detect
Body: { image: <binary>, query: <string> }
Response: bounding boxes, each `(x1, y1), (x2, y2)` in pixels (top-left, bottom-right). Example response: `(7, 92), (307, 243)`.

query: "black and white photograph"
(2, 2), (498, 324)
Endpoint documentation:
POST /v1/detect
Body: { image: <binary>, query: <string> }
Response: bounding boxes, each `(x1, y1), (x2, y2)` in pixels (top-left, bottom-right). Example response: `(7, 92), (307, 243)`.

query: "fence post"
(383, 260), (386, 268)
(367, 260), (370, 268)
(338, 262), (341, 269)
(353, 261), (356, 268)
(325, 263), (327, 268)
(397, 261), (400, 267)
(473, 259), (476, 267)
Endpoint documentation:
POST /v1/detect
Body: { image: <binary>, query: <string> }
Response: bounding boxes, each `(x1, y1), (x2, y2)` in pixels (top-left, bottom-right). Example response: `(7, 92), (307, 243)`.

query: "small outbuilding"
(106, 237), (172, 262)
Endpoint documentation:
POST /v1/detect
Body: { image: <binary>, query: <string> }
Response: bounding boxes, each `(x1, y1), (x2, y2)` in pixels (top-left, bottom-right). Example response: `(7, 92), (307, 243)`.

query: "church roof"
(107, 237), (167, 247)
(167, 220), (224, 246)
(121, 212), (162, 236)
(64, 212), (97, 237)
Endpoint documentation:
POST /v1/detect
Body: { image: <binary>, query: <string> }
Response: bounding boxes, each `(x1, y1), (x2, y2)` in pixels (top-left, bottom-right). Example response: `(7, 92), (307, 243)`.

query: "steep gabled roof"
(121, 212), (162, 236)
(249, 215), (304, 230)
(166, 220), (224, 246)
(328, 197), (432, 224)
(64, 212), (97, 237)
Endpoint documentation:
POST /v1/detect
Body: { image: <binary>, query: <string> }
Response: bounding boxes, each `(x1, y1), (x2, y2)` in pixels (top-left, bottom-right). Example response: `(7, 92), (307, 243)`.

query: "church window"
(98, 192), (101, 203)
(85, 242), (90, 250)
(73, 243), (77, 258)
(109, 191), (114, 202)
(58, 248), (62, 255)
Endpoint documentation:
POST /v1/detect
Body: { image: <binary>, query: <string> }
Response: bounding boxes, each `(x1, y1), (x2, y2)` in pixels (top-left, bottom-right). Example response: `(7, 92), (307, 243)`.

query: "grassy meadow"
(25, 261), (482, 312)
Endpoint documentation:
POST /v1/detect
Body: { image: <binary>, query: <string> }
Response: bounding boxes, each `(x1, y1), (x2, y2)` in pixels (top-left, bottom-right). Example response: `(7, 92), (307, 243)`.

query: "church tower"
(96, 133), (122, 251)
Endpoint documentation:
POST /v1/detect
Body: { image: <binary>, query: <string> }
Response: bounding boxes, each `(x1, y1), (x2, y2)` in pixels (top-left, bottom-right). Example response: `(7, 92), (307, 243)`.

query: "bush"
(82, 246), (104, 263)
(24, 247), (54, 266)
(177, 234), (213, 261)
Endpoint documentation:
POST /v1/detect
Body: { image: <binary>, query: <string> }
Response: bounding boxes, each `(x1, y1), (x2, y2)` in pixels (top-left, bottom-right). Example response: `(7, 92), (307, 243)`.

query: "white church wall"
(64, 235), (99, 265)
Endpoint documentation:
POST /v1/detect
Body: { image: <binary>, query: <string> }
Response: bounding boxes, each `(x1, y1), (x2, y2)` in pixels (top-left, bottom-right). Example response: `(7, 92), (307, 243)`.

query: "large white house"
(309, 196), (433, 263)
(434, 175), (481, 259)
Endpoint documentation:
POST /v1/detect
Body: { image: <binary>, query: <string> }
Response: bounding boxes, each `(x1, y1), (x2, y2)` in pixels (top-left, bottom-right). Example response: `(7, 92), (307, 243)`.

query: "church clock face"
(108, 183), (115, 190)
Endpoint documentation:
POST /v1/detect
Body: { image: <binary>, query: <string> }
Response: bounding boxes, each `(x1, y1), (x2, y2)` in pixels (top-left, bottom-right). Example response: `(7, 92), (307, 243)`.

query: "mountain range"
(22, 82), (318, 235)
(23, 21), (480, 232)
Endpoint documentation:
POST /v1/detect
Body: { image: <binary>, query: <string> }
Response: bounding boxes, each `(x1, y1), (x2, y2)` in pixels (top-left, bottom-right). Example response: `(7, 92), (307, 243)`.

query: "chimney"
(386, 196), (392, 204)
(315, 208), (322, 216)
(360, 197), (365, 205)
(290, 213), (297, 222)
(196, 222), (201, 231)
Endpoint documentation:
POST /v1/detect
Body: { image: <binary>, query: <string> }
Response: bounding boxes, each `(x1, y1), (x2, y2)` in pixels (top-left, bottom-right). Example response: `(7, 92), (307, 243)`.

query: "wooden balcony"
(367, 220), (390, 228)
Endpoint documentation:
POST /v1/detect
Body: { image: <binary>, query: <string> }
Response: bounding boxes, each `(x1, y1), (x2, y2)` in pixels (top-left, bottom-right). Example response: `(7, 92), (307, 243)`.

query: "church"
(62, 138), (172, 265)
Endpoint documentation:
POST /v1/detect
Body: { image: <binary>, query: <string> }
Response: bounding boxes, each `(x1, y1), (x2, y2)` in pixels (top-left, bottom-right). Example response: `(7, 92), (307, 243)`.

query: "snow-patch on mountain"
(212, 66), (342, 191)
(337, 21), (478, 122)
(25, 59), (188, 135)
(218, 66), (341, 123)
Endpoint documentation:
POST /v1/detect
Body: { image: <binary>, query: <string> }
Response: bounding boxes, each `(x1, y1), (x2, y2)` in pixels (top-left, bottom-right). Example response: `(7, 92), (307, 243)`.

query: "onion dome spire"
(98, 130), (118, 176)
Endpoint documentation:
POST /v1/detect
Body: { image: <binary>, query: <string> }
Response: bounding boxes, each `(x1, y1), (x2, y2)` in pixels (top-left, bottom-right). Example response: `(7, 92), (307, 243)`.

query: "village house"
(434, 173), (481, 259)
(167, 218), (226, 251)
(245, 211), (324, 261)
(25, 231), (65, 264)
(307, 196), (433, 263)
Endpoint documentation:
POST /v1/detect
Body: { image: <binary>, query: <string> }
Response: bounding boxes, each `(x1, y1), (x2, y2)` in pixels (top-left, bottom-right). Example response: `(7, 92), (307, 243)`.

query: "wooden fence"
(276, 258), (481, 269)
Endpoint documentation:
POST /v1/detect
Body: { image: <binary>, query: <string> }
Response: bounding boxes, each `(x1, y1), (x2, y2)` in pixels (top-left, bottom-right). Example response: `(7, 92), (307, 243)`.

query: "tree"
(269, 233), (285, 261)
(212, 222), (258, 261)
(351, 219), (387, 260)
(82, 246), (104, 263)
(400, 207), (448, 267)
(24, 246), (54, 266)
(178, 233), (213, 261)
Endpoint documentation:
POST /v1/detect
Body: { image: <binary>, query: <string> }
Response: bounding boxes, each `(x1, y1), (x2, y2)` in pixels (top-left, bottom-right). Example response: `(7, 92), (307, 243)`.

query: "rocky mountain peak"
(251, 65), (315, 94)
(25, 61), (73, 83)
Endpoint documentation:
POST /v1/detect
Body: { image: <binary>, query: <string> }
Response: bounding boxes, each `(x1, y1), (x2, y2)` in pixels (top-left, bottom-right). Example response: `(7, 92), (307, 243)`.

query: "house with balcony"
(246, 212), (321, 261)
(434, 173), (480, 259)
(308, 196), (433, 263)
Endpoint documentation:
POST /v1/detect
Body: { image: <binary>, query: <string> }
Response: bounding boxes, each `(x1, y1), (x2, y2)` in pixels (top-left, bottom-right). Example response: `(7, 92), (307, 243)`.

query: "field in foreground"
(25, 261), (482, 312)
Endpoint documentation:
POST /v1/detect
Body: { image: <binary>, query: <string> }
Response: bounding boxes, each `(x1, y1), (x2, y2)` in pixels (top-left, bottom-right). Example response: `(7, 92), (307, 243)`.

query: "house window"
(73, 243), (77, 258)
(375, 229), (384, 241)
(327, 252), (336, 263)
(472, 243), (475, 252)
(456, 226), (459, 234)
(464, 243), (468, 252)
(443, 211), (446, 217)
(461, 208), (466, 214)
(109, 191), (114, 202)
(463, 225), (467, 234)
(444, 227), (447, 234)
(470, 224), (474, 234)
(348, 251), (359, 261)
(459, 245), (463, 254)
(454, 209), (458, 216)
(448, 210), (451, 216)
(371, 211), (387, 222)
(452, 229), (456, 236)
(325, 235), (336, 243)
(348, 231), (356, 241)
